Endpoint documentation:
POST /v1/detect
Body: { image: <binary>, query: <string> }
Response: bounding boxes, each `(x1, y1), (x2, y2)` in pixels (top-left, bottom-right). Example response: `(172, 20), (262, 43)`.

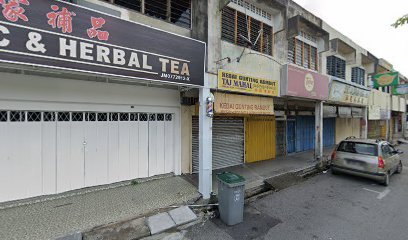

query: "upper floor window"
(221, 7), (273, 56)
(230, 0), (272, 21)
(351, 67), (365, 85)
(288, 38), (318, 71)
(327, 55), (345, 79)
(109, 0), (191, 29)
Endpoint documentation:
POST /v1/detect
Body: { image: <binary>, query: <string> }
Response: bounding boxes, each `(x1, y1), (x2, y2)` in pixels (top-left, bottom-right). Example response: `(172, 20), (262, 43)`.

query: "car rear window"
(337, 141), (378, 156)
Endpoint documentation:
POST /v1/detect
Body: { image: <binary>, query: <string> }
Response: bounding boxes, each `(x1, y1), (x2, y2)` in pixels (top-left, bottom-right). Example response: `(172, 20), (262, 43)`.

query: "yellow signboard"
(214, 92), (274, 115)
(218, 70), (279, 96)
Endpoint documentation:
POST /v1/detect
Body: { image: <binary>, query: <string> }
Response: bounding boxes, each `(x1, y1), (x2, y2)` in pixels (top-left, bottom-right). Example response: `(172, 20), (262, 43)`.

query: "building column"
(401, 112), (406, 138)
(362, 107), (368, 138)
(315, 101), (323, 164)
(198, 75), (213, 199)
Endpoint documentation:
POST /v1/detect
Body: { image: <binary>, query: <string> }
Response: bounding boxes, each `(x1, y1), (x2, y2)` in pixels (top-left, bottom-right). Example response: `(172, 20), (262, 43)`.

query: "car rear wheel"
(382, 173), (390, 186)
(396, 161), (403, 174)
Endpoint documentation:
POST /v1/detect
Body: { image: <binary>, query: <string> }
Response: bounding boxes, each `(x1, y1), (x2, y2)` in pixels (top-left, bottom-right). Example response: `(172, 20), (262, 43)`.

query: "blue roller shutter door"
(323, 118), (335, 147)
(287, 120), (296, 154)
(295, 116), (315, 152)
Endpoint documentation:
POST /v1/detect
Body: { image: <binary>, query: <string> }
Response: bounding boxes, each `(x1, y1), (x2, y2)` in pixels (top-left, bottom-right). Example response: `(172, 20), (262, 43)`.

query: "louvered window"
(115, 0), (141, 12)
(111, 0), (191, 29)
(327, 55), (346, 79)
(221, 7), (273, 56)
(351, 67), (365, 85)
(288, 38), (318, 71)
(170, 0), (191, 28)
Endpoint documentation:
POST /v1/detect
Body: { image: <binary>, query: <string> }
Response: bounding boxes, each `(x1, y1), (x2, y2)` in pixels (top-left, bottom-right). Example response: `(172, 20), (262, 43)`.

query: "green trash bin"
(217, 172), (245, 225)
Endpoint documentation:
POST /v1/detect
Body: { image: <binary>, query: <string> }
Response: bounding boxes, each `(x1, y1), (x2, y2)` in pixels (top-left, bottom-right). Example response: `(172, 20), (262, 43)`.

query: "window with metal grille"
(10, 111), (25, 122)
(86, 112), (97, 122)
(288, 38), (318, 71)
(44, 112), (56, 122)
(72, 112), (84, 122)
(110, 0), (191, 29)
(351, 67), (365, 85)
(139, 113), (148, 121)
(157, 113), (165, 121)
(130, 113), (138, 121)
(165, 113), (172, 121)
(97, 113), (108, 121)
(221, 7), (273, 56)
(327, 55), (346, 79)
(110, 112), (119, 121)
(120, 112), (129, 121)
(0, 111), (7, 122)
(27, 112), (41, 122)
(57, 112), (70, 122)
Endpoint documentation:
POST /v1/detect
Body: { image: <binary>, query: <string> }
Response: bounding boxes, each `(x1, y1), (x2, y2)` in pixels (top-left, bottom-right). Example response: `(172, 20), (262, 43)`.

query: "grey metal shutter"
(192, 117), (244, 173)
(276, 120), (286, 157)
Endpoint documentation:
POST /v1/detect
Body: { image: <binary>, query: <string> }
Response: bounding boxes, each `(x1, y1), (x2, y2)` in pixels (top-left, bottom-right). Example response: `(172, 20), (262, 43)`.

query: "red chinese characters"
(87, 17), (109, 41)
(46, 5), (76, 33)
(0, 0), (30, 22)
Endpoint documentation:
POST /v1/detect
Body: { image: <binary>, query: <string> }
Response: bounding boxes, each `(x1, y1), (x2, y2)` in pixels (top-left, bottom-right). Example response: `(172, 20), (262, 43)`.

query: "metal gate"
(0, 110), (175, 203)
(192, 117), (244, 172)
(295, 116), (315, 152)
(323, 118), (335, 147)
(276, 120), (286, 157)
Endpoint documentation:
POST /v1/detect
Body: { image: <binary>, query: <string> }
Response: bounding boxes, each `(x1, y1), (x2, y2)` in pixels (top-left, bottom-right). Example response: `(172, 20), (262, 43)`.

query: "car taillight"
(378, 156), (385, 169)
(331, 151), (336, 160)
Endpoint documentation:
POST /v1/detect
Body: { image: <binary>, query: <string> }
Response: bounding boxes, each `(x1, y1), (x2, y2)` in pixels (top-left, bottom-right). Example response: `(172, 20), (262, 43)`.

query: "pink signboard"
(282, 64), (329, 100)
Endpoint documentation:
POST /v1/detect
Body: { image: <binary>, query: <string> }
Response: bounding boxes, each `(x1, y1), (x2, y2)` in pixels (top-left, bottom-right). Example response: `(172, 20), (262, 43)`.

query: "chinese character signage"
(281, 64), (329, 100)
(214, 92), (274, 115)
(217, 70), (279, 97)
(328, 78), (370, 106)
(0, 0), (205, 86)
(373, 72), (399, 88)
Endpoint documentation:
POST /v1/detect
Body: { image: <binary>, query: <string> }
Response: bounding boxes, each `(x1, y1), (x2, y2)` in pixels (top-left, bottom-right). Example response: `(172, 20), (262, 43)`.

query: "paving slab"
(0, 176), (199, 240)
(147, 212), (176, 235)
(83, 217), (150, 240)
(168, 206), (197, 226)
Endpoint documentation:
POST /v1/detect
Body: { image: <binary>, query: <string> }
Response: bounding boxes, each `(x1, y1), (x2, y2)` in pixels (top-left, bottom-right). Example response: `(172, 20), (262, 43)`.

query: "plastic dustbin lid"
(217, 172), (245, 187)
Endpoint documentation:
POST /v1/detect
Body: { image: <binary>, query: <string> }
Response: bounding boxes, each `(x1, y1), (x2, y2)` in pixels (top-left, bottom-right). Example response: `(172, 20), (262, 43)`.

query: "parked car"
(331, 138), (403, 186)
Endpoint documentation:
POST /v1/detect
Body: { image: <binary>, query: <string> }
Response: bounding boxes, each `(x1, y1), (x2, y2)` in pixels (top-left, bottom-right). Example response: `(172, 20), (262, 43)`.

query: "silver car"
(331, 138), (403, 186)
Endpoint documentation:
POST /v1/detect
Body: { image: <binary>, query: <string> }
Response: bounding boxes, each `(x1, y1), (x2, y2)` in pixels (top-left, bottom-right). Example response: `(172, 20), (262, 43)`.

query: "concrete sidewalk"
(0, 175), (199, 240)
(184, 147), (335, 194)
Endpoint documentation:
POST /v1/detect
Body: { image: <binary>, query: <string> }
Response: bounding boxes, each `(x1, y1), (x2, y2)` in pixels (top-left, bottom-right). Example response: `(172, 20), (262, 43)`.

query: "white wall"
(0, 72), (180, 112)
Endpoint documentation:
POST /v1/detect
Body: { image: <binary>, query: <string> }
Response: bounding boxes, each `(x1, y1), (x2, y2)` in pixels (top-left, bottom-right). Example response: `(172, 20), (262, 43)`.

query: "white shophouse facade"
(0, 0), (205, 203)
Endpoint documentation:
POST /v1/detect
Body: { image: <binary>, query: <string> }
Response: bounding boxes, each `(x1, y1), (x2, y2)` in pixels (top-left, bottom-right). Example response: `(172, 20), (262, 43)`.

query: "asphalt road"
(185, 143), (408, 240)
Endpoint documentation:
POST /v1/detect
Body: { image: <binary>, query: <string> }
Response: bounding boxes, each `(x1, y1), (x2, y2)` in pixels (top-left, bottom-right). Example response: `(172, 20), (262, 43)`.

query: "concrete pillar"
(386, 118), (390, 141)
(198, 76), (213, 199)
(315, 101), (323, 163)
(362, 107), (368, 138)
(402, 113), (405, 138)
